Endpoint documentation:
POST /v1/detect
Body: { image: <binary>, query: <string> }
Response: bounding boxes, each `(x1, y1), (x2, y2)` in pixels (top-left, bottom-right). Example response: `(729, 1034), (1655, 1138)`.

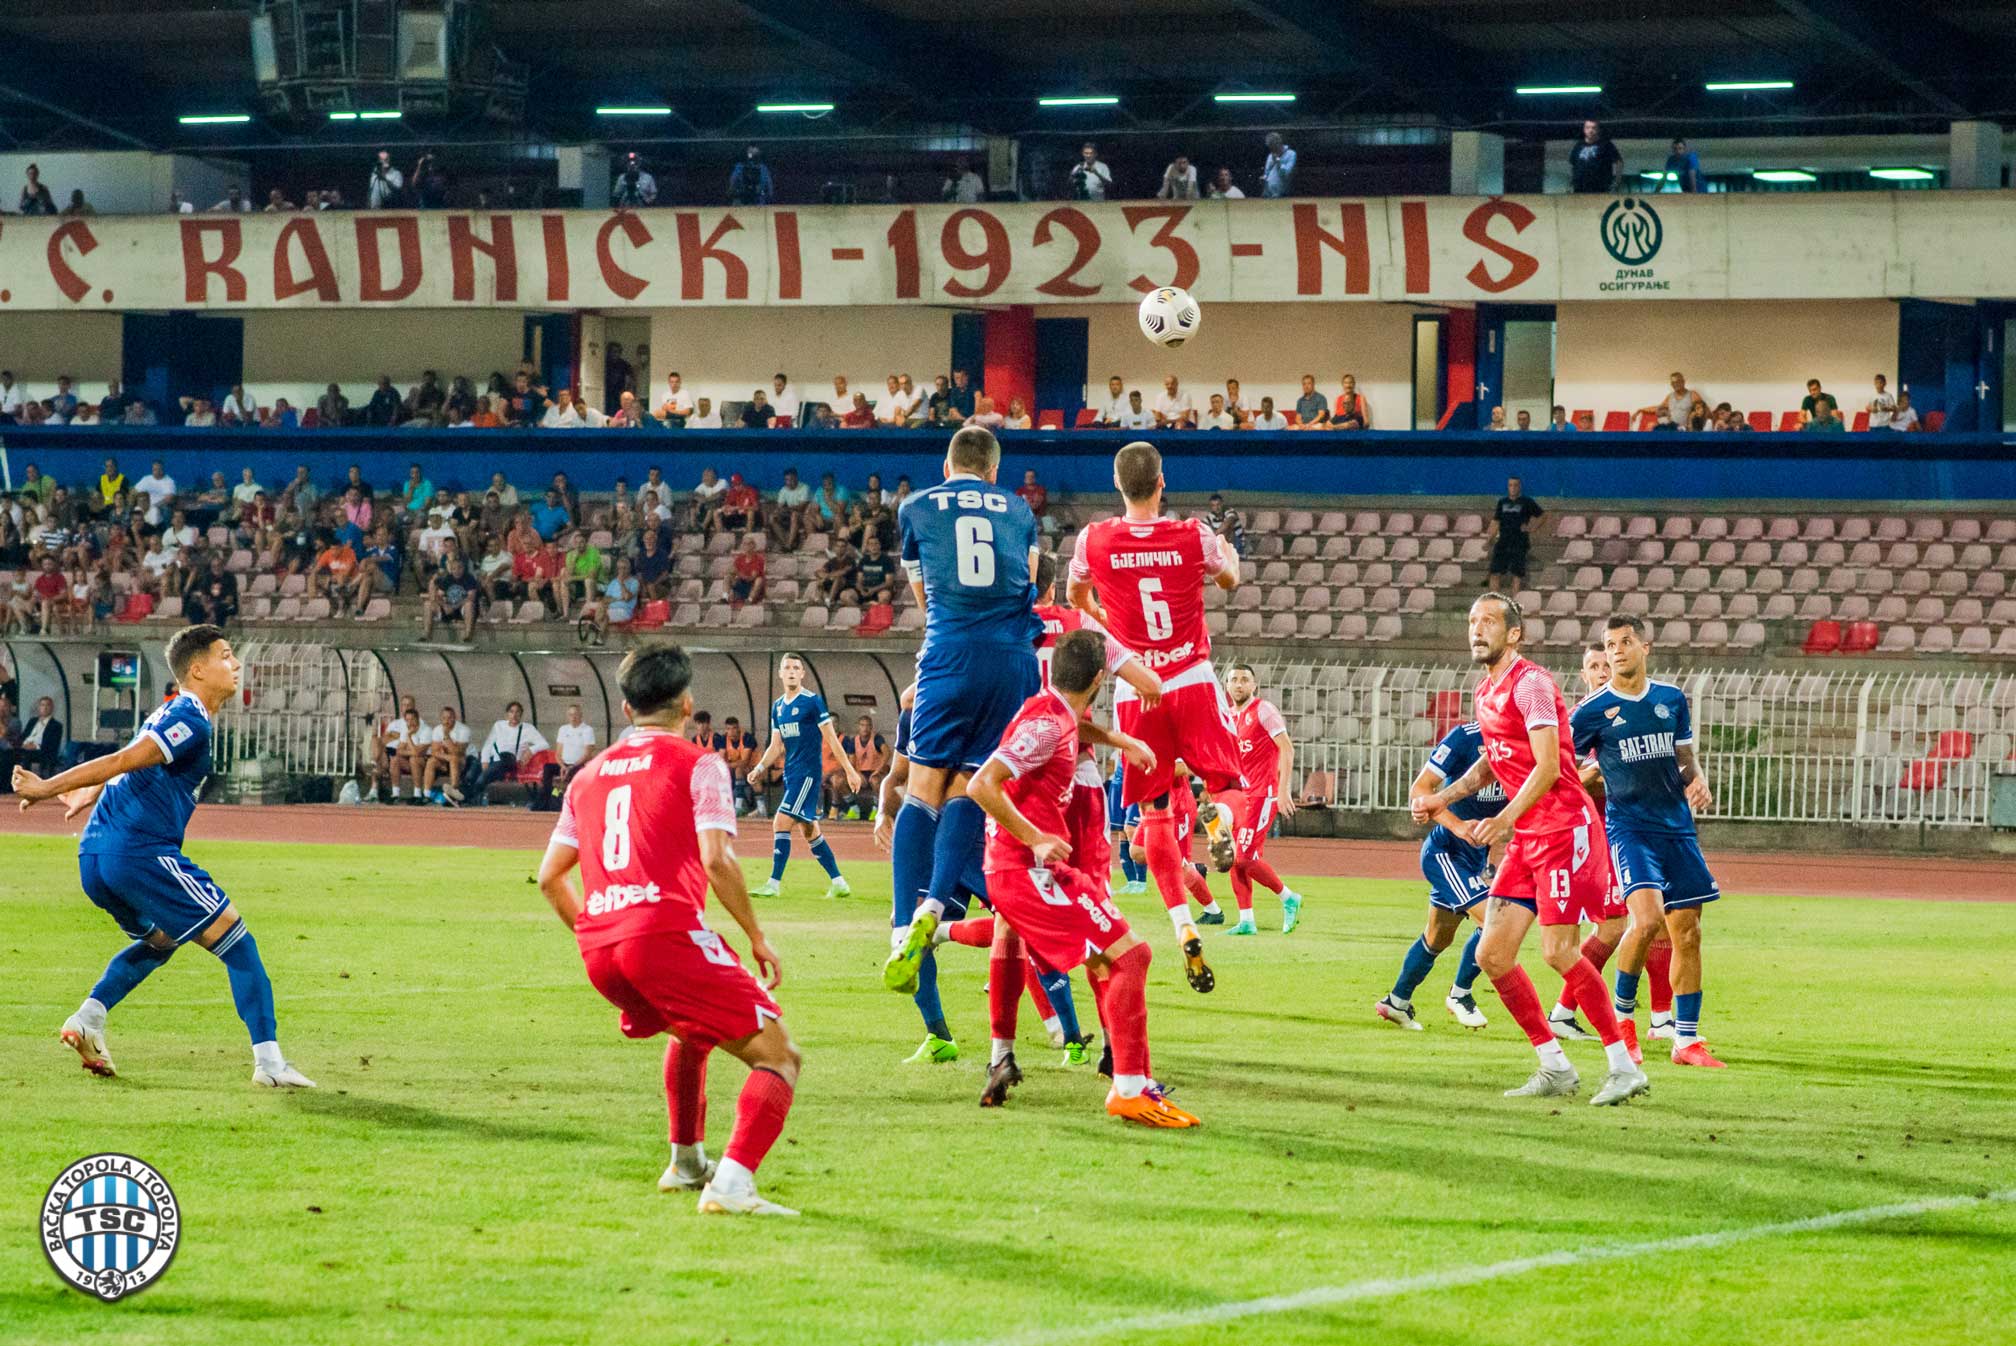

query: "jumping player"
(1224, 664), (1304, 934)
(1418, 594), (1648, 1105)
(747, 652), (859, 899)
(537, 643), (802, 1216)
(1570, 615), (1726, 1068)
(884, 427), (1043, 992)
(13, 624), (314, 1088)
(1384, 717), (1502, 1030)
(965, 629), (1196, 1126)
(1069, 440), (1252, 992)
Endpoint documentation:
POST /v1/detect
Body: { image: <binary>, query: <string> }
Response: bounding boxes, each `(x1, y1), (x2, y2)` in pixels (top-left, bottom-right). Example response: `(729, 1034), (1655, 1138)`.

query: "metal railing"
(212, 640), (390, 780)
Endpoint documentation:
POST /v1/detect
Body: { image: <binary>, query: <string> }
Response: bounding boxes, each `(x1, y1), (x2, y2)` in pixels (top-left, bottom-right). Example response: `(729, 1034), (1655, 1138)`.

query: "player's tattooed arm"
(1078, 718), (1156, 775)
(12, 735), (165, 810)
(1407, 766), (1467, 832)
(1674, 741), (1713, 812)
(1411, 755), (1493, 823)
(967, 757), (1071, 866)
(1472, 725), (1560, 847)
(700, 829), (781, 987)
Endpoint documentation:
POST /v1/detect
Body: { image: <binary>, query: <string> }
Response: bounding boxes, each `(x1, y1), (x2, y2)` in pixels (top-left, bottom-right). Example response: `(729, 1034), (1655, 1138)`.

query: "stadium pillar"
(1449, 132), (1505, 197)
(1947, 121), (2003, 191)
(982, 305), (1037, 419)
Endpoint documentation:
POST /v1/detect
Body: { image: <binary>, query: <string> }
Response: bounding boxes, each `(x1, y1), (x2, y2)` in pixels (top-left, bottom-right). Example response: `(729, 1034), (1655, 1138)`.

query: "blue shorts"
(1422, 836), (1491, 912)
(80, 850), (230, 945)
(1104, 774), (1126, 825)
(1610, 830), (1720, 910)
(1121, 803), (1142, 831)
(776, 771), (822, 823)
(908, 643), (1040, 773)
(889, 853), (988, 926)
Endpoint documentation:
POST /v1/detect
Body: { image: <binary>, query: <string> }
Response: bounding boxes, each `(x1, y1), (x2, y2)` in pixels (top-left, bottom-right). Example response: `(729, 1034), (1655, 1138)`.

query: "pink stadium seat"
(1776, 411), (1801, 432)
(1036, 409), (1064, 430)
(1877, 625), (1916, 653)
(1918, 626), (1956, 654)
(1697, 620), (1731, 649)
(1730, 621), (1766, 651)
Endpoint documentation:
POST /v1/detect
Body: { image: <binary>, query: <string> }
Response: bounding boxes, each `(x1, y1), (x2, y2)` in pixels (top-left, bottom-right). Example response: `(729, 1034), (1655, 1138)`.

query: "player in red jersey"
(1414, 595), (1650, 1106)
(1224, 664), (1305, 935)
(1068, 441), (1251, 994)
(966, 629), (1197, 1126)
(536, 644), (804, 1216)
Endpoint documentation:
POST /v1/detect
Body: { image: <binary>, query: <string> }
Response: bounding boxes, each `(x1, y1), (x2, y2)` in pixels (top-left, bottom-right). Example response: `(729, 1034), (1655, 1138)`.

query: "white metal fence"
(212, 641), (390, 780)
(1246, 659), (2016, 829)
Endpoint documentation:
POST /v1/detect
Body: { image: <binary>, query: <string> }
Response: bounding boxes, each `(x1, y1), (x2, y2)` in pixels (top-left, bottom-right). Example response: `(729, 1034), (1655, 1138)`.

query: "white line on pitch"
(940, 1188), (2016, 1346)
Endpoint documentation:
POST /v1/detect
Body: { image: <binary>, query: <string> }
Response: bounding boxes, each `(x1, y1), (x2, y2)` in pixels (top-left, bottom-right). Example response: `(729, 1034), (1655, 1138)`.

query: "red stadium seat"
(1634, 410), (1659, 431)
(1924, 410), (1946, 432)
(1284, 411), (1300, 426)
(633, 599), (671, 629)
(1036, 409), (1064, 430)
(854, 602), (895, 636)
(1601, 411), (1629, 431)
(1801, 620), (1841, 654)
(1841, 620), (1880, 652)
(1928, 730), (1976, 761)
(1073, 408), (1098, 428)
(1429, 690), (1463, 736)
(301, 407), (320, 428)
(1899, 760), (1945, 791)
(1571, 409), (1593, 427)
(1777, 411), (1802, 432)
(510, 750), (557, 784)
(770, 414), (793, 428)
(1851, 411), (1870, 431)
(1747, 410), (1773, 432)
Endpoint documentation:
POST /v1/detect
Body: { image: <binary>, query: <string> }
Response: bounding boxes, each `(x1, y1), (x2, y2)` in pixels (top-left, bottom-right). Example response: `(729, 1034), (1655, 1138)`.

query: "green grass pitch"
(2, 835), (2012, 1345)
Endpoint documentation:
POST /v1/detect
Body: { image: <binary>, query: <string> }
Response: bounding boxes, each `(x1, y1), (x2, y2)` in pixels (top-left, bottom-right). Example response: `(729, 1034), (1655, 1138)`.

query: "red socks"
(944, 916), (994, 948)
(1564, 957), (1624, 1045)
(1491, 966), (1555, 1047)
(988, 923), (1024, 1042)
(723, 1067), (794, 1173)
(1647, 941), (1674, 1014)
(1230, 857), (1283, 913)
(1139, 811), (1190, 912)
(664, 1037), (709, 1145)
(1556, 934), (1615, 1013)
(1101, 943), (1153, 1080)
(1182, 861), (1213, 906)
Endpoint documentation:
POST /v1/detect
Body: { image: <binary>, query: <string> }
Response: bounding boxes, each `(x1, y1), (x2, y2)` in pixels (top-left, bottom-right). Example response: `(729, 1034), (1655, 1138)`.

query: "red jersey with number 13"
(1232, 697), (1288, 796)
(553, 729), (739, 951)
(1471, 657), (1595, 836)
(1069, 516), (1229, 681)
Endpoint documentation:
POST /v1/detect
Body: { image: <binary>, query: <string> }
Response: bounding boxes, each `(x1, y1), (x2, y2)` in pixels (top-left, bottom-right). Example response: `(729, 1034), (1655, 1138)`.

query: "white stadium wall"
(1552, 300), (1900, 422)
(0, 312), (124, 396)
(644, 307), (953, 413)
(240, 309), (527, 412)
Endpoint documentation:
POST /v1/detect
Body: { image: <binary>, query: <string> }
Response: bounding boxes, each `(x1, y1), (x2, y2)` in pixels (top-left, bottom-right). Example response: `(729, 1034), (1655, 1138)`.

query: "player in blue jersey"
(12, 625), (314, 1087)
(1570, 614), (1726, 1070)
(1381, 720), (1506, 1031)
(881, 426), (1043, 994)
(1106, 761), (1148, 893)
(747, 652), (859, 899)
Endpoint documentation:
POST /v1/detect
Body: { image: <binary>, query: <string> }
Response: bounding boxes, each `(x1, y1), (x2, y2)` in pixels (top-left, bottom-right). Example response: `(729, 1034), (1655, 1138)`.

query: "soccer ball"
(1137, 286), (1200, 348)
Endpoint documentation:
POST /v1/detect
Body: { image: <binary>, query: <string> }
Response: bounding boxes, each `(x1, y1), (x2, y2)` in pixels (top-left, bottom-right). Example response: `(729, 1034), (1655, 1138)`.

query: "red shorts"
(579, 929), (781, 1048)
(1066, 778), (1111, 886)
(985, 863), (1131, 973)
(1117, 671), (1247, 806)
(1235, 790), (1278, 860)
(1490, 819), (1620, 926)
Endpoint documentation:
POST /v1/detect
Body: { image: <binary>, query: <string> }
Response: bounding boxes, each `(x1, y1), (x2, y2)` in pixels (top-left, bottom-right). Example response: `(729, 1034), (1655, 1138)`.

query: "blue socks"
(1392, 936), (1440, 1002)
(1614, 967), (1643, 1016)
(90, 941), (175, 1011)
(913, 952), (950, 1042)
(211, 925), (277, 1045)
(1676, 990), (1702, 1041)
(892, 798), (939, 925)
(1039, 968), (1082, 1041)
(809, 836), (842, 881)
(927, 797), (986, 912)
(769, 833), (791, 883)
(1118, 847), (1144, 886)
(1453, 928), (1482, 994)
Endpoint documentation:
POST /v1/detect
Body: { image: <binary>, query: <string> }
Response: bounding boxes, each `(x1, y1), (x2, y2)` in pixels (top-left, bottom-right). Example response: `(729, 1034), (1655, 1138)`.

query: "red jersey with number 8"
(1069, 516), (1229, 681)
(1472, 657), (1597, 836)
(553, 729), (739, 951)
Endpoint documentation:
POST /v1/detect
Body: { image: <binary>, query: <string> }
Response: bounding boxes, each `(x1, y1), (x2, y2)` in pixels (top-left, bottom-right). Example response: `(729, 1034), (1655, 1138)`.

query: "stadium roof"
(0, 0), (2008, 152)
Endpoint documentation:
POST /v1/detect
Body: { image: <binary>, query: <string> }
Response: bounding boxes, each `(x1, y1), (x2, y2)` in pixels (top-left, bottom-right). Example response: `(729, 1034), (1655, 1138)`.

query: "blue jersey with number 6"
(899, 473), (1042, 657)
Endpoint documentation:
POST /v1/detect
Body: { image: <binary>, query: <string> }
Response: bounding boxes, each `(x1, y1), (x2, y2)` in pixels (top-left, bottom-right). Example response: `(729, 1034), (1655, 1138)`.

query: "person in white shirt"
(141, 538), (178, 584)
(367, 150), (404, 209)
(1207, 166), (1245, 199)
(1867, 373), (1897, 429)
(1200, 393), (1237, 430)
(0, 372), (23, 418)
(1250, 395), (1289, 430)
(230, 468), (264, 517)
(133, 461), (177, 524)
(946, 158), (985, 203)
(1069, 142), (1113, 201)
(1095, 375), (1129, 426)
(208, 187), (251, 212)
(1156, 155), (1200, 200)
(375, 704), (426, 800)
(768, 373), (800, 426)
(876, 375), (906, 425)
(220, 384), (258, 424)
(1118, 390), (1155, 430)
(536, 704), (598, 811)
(1888, 391), (1919, 431)
(468, 700), (553, 804)
(418, 705), (473, 803)
(658, 371), (695, 422)
(540, 389), (606, 428)
(686, 397), (722, 429)
(1153, 375), (1196, 429)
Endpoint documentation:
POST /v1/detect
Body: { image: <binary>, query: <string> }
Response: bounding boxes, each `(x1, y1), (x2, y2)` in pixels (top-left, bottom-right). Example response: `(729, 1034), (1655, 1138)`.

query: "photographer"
(366, 150), (405, 209)
(728, 145), (773, 206)
(411, 152), (448, 209)
(611, 152), (657, 208)
(1068, 142), (1112, 201)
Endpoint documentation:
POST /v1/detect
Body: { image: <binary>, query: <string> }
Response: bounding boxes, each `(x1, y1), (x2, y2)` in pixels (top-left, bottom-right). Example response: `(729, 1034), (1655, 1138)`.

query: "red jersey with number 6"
(1069, 516), (1229, 680)
(1472, 657), (1596, 836)
(553, 729), (739, 951)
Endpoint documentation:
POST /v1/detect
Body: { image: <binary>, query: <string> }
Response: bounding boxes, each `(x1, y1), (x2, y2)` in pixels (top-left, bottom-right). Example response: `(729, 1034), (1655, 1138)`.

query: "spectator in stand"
(1207, 166), (1245, 199)
(1201, 393), (1237, 430)
(124, 400), (160, 426)
(658, 371), (694, 424)
(728, 145), (773, 206)
(1117, 390), (1154, 430)
(803, 404), (840, 431)
(425, 554), (480, 640)
(1003, 396), (1033, 430)
(715, 473), (759, 535)
(69, 401), (101, 427)
(362, 376), (400, 427)
(63, 188), (96, 217)
(688, 466), (726, 527)
(609, 390), (652, 427)
(1663, 138), (1704, 193)
(184, 553), (239, 626)
(1803, 395), (1846, 432)
(1333, 374), (1371, 430)
(771, 468), (814, 550)
(405, 371), (446, 425)
(310, 533), (358, 603)
(49, 376), (78, 420)
(634, 527), (672, 598)
(1157, 154), (1200, 200)
(1222, 378), (1248, 423)
(1261, 133), (1296, 198)
(0, 371), (24, 421)
(16, 696), (63, 778)
(1547, 405), (1576, 431)
(19, 163), (57, 215)
(1487, 406), (1510, 430)
(944, 157), (985, 203)
(1866, 373), (1896, 429)
(419, 706), (472, 804)
(541, 388), (606, 427)
(854, 533), (899, 606)
(687, 396), (721, 428)
(1093, 376), (1128, 426)
(1889, 390), (1920, 432)
(1200, 493), (1246, 554)
(220, 383), (258, 424)
(367, 150), (404, 208)
(1154, 375), (1196, 429)
(1639, 371), (1708, 431)
(1294, 373), (1330, 428)
(840, 393), (876, 428)
(1069, 142), (1113, 201)
(507, 371), (548, 425)
(231, 468), (264, 521)
(477, 532), (518, 605)
(1570, 119), (1624, 194)
(1486, 475), (1544, 591)
(180, 397), (219, 427)
(98, 381), (131, 422)
(738, 389), (774, 429)
(208, 186), (251, 213)
(317, 383), (350, 426)
(1251, 395), (1288, 430)
(371, 703), (424, 801)
(1515, 410), (1534, 430)
(194, 473), (231, 526)
(949, 369), (976, 418)
(813, 472), (852, 526)
(834, 715), (888, 819)
(521, 533), (567, 617)
(354, 523), (402, 608)
(897, 374), (924, 423)
(529, 488), (571, 541)
(132, 460), (176, 525)
(28, 556), (66, 633)
(810, 538), (858, 605)
(730, 534), (768, 607)
(612, 153), (658, 208)
(720, 717), (759, 814)
(562, 530), (606, 614)
(534, 704), (597, 811)
(469, 702), (551, 804)
(402, 463), (436, 518)
(280, 465), (320, 516)
(965, 394), (1006, 430)
(874, 374), (906, 426)
(1015, 467), (1050, 526)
